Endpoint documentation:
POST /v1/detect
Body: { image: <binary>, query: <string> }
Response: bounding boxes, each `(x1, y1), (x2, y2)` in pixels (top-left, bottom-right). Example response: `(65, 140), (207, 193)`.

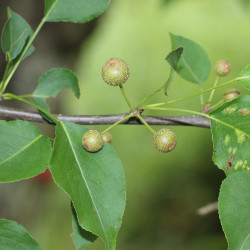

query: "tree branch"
(0, 105), (210, 128)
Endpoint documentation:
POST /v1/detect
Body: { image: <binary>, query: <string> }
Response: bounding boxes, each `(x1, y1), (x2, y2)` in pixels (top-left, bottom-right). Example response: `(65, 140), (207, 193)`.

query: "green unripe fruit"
(82, 130), (104, 153)
(224, 88), (240, 102)
(214, 59), (231, 77)
(102, 58), (130, 86)
(153, 128), (177, 153)
(102, 132), (112, 144)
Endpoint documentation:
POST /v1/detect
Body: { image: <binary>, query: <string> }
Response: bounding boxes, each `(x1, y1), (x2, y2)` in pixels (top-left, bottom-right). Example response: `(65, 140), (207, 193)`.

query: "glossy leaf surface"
(50, 121), (126, 250)
(0, 120), (52, 182)
(218, 171), (250, 250)
(44, 0), (111, 23)
(0, 219), (41, 250)
(170, 33), (210, 84)
(210, 95), (250, 173)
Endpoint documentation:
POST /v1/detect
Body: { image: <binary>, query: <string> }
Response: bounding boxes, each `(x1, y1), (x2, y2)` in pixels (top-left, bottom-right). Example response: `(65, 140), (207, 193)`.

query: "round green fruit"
(153, 128), (177, 153)
(224, 88), (240, 102)
(102, 58), (130, 86)
(102, 132), (112, 144)
(214, 59), (231, 77)
(82, 130), (104, 153)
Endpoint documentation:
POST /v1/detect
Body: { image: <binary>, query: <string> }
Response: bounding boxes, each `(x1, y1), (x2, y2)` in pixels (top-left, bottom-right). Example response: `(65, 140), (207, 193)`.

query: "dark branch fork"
(0, 105), (210, 128)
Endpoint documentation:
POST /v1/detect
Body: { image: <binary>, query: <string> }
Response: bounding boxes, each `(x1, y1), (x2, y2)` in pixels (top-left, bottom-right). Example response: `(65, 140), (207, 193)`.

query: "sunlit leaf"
(170, 33), (210, 84)
(238, 64), (250, 90)
(50, 121), (126, 250)
(0, 219), (41, 250)
(0, 120), (52, 182)
(218, 171), (250, 250)
(210, 95), (250, 173)
(44, 0), (111, 23)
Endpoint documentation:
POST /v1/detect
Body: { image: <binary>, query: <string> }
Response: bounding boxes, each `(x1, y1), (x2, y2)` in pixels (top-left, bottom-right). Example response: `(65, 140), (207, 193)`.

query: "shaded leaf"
(0, 219), (41, 250)
(164, 47), (183, 95)
(71, 204), (98, 249)
(0, 120), (52, 182)
(165, 47), (183, 71)
(218, 171), (250, 250)
(32, 68), (79, 123)
(238, 64), (250, 90)
(164, 69), (176, 96)
(44, 0), (111, 23)
(170, 33), (210, 84)
(210, 95), (250, 173)
(1, 8), (34, 61)
(50, 121), (126, 250)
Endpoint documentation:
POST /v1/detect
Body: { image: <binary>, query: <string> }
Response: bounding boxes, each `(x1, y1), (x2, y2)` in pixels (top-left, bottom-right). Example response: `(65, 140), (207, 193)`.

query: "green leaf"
(165, 47), (183, 71)
(238, 65), (250, 90)
(1, 8), (34, 61)
(163, 47), (183, 95)
(44, 0), (111, 23)
(218, 171), (250, 250)
(71, 204), (98, 249)
(170, 33), (210, 84)
(32, 68), (80, 123)
(0, 219), (41, 250)
(210, 95), (250, 173)
(0, 120), (52, 182)
(50, 121), (126, 250)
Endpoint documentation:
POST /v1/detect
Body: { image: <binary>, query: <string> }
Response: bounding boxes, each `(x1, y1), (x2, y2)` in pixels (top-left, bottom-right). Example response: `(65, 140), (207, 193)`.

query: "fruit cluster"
(82, 58), (177, 153)
(82, 58), (238, 154)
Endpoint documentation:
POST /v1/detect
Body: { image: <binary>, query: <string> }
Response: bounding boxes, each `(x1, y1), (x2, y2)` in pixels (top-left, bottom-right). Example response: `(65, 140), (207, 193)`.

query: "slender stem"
(143, 106), (250, 137)
(200, 85), (204, 107)
(144, 78), (237, 108)
(210, 99), (224, 110)
(138, 84), (163, 107)
(101, 113), (133, 134)
(3, 93), (59, 122)
(0, 62), (12, 93)
(119, 85), (135, 111)
(0, 0), (58, 94)
(208, 76), (220, 104)
(136, 113), (156, 134)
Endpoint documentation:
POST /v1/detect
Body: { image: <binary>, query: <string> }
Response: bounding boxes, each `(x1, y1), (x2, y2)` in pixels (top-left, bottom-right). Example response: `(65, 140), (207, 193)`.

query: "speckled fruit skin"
(224, 88), (240, 102)
(102, 132), (112, 143)
(82, 130), (104, 153)
(214, 59), (231, 77)
(153, 128), (177, 153)
(102, 58), (130, 86)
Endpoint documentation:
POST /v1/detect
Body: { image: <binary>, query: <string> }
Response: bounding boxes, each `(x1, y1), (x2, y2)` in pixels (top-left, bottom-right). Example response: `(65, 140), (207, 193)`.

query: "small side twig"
(197, 201), (218, 216)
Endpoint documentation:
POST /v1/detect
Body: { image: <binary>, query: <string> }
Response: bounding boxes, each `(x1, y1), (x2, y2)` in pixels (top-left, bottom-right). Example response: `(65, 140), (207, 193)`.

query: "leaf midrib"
(0, 135), (43, 166)
(60, 122), (110, 250)
(181, 56), (202, 84)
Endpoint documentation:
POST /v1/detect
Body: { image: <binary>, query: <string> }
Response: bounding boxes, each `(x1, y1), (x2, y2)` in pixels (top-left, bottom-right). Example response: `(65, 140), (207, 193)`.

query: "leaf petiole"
(3, 93), (59, 123)
(143, 77), (238, 108)
(142, 105), (250, 138)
